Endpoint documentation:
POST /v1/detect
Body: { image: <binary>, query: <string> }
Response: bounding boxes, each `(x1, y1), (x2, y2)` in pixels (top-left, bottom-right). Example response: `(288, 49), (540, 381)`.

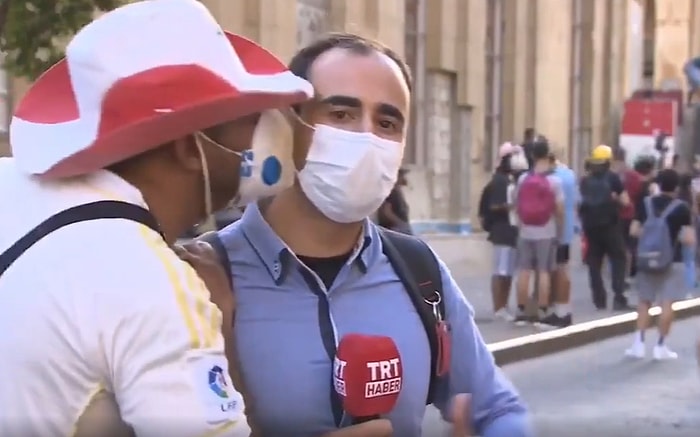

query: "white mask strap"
(196, 131), (244, 157)
(194, 135), (213, 218)
(286, 109), (315, 132)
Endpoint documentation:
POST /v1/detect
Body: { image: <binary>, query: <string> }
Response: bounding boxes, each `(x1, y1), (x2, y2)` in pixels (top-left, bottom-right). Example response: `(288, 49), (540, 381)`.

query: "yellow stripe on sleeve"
(139, 226), (203, 349)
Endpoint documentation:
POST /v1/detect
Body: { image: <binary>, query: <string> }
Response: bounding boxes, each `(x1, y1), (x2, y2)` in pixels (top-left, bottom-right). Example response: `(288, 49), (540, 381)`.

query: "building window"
(0, 55), (7, 133)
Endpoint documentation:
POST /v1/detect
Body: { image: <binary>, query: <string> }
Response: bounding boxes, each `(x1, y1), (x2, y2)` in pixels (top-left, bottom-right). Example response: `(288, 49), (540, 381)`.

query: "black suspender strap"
(0, 200), (163, 277)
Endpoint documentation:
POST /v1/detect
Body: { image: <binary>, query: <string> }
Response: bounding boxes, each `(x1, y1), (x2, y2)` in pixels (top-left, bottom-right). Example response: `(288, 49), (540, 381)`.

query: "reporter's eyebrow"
(377, 103), (404, 123)
(319, 95), (405, 124)
(319, 95), (362, 108)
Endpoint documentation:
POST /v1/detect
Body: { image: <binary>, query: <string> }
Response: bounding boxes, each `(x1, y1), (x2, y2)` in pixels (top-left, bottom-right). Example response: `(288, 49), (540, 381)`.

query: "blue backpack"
(635, 197), (682, 273)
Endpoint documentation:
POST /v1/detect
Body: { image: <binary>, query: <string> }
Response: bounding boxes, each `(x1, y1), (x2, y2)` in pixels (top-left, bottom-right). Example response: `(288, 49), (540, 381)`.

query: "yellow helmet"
(591, 144), (612, 162)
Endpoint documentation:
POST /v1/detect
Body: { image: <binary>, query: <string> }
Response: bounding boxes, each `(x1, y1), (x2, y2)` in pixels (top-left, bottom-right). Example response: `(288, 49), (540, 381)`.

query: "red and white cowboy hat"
(10, 0), (313, 179)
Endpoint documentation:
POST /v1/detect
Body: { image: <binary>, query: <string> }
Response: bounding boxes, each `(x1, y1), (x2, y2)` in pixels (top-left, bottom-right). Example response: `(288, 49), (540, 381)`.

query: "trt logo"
(240, 150), (254, 178)
(364, 358), (401, 398)
(366, 358), (400, 381)
(333, 357), (347, 396)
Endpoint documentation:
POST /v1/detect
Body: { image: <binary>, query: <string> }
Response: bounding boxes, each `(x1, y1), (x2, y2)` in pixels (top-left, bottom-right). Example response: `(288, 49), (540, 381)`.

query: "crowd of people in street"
(479, 135), (579, 330)
(479, 128), (699, 358)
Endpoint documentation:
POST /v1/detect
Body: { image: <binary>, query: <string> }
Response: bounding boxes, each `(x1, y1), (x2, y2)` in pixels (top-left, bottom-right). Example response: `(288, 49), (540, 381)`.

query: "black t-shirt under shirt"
(635, 194), (691, 263)
(297, 252), (351, 290)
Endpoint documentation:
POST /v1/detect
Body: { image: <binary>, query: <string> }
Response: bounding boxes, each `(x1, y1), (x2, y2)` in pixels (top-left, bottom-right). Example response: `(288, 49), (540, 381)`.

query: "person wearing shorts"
(625, 169), (693, 360)
(486, 143), (521, 321)
(513, 140), (564, 329)
(516, 239), (557, 272)
(549, 155), (578, 327)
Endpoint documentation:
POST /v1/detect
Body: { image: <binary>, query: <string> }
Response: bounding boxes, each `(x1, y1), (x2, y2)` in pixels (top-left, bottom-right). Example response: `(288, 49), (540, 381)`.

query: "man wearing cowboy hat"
(0, 1), (321, 436)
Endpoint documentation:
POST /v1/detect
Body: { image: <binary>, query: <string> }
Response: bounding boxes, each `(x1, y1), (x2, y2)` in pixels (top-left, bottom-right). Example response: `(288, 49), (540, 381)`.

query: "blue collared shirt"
(218, 203), (531, 437)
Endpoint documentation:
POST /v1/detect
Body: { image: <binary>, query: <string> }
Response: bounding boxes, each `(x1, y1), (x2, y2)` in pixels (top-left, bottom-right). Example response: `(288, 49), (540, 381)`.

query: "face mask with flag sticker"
(196, 109), (296, 216)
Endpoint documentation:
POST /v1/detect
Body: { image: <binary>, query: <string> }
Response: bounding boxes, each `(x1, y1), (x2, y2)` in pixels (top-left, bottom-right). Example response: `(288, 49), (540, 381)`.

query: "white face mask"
(298, 124), (404, 223)
(196, 109), (295, 217)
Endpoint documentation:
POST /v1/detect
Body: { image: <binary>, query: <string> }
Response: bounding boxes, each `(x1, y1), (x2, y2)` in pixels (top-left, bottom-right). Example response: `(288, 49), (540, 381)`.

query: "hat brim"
(11, 32), (312, 179)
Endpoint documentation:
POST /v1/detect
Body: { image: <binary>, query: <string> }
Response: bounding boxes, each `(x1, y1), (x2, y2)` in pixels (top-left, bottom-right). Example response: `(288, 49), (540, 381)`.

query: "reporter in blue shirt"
(218, 33), (532, 437)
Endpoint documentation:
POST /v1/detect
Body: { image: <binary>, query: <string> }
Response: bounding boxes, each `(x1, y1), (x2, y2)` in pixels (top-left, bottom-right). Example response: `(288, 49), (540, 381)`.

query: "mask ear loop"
(196, 130), (246, 209)
(282, 107), (315, 132)
(194, 134), (214, 218)
(281, 108), (315, 176)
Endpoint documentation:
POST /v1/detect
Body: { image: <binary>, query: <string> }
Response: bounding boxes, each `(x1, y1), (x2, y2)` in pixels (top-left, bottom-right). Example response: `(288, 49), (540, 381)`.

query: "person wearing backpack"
(626, 156), (658, 279)
(486, 143), (521, 322)
(578, 145), (632, 311)
(513, 139), (564, 328)
(625, 169), (694, 360)
(201, 34), (531, 437)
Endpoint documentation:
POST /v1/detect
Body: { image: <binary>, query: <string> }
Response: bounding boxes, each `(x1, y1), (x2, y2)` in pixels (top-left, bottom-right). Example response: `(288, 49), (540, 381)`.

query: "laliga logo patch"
(207, 365), (239, 413)
(208, 365), (230, 399)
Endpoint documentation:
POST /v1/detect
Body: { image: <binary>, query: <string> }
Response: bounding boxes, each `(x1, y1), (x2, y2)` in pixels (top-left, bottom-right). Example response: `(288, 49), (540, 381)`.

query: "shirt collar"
(238, 202), (374, 284)
(83, 169), (148, 206)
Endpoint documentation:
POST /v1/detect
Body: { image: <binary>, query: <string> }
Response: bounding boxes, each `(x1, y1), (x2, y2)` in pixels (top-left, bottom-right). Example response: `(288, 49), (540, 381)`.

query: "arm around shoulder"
(98, 240), (250, 437)
(430, 253), (532, 437)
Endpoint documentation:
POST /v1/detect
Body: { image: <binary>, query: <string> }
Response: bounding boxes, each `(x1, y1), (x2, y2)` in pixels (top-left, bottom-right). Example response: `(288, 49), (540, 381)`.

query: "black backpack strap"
(379, 228), (444, 405)
(199, 231), (232, 287)
(0, 200), (162, 277)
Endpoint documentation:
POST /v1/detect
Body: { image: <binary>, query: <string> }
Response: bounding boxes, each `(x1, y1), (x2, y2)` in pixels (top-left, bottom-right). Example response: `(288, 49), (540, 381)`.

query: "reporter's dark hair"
(288, 32), (412, 91)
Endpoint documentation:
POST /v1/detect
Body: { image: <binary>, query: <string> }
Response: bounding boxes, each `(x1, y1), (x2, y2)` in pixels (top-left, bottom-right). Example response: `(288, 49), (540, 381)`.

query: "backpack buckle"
(424, 291), (442, 321)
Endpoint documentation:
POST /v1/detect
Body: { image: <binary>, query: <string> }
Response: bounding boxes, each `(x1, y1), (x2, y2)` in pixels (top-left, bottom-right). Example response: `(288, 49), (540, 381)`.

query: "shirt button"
(273, 261), (280, 274)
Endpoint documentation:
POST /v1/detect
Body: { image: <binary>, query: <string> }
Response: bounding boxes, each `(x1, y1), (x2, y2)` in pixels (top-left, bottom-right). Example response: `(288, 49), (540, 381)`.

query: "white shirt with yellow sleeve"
(0, 159), (249, 437)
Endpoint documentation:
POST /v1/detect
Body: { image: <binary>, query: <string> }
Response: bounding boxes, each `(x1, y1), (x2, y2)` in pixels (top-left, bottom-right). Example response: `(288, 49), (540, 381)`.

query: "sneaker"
(494, 307), (515, 322)
(624, 342), (645, 359)
(653, 344), (678, 360)
(535, 313), (561, 330)
(556, 313), (573, 328)
(513, 312), (530, 326)
(612, 299), (633, 311)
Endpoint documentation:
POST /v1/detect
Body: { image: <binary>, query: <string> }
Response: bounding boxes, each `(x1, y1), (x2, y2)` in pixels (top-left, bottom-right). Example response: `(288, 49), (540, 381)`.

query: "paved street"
(422, 316), (700, 436)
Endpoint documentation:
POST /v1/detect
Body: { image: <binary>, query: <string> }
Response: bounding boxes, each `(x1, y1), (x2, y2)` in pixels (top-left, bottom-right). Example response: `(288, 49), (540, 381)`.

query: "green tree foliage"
(0, 0), (126, 80)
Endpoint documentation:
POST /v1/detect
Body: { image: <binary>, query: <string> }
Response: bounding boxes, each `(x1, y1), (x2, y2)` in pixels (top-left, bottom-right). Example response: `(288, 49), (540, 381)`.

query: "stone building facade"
(1, 0), (699, 233)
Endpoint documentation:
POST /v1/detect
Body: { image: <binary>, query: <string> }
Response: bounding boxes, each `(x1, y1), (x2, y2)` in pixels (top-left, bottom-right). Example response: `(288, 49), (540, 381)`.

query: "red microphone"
(333, 333), (403, 424)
